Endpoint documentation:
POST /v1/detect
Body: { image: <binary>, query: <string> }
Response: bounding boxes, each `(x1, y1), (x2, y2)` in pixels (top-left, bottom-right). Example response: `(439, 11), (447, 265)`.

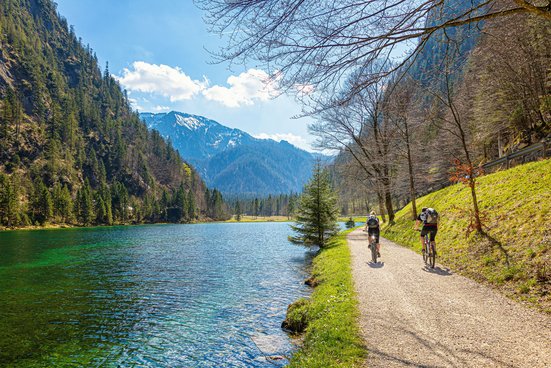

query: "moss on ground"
(288, 229), (366, 367)
(383, 159), (551, 313)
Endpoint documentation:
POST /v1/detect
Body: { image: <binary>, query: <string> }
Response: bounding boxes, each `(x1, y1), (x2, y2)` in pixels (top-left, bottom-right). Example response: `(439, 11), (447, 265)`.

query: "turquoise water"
(0, 223), (312, 367)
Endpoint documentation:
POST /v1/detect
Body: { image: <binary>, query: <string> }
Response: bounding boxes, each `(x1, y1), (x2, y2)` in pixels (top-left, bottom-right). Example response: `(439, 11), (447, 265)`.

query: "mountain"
(140, 112), (316, 196)
(0, 0), (227, 227)
(408, 0), (484, 83)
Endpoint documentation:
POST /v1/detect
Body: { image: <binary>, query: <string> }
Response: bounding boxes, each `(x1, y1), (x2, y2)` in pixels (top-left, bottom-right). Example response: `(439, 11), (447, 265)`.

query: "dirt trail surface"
(348, 229), (551, 368)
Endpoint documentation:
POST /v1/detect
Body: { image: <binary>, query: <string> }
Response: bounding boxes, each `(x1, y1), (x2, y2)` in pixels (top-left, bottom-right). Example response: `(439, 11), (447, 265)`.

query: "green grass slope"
(383, 159), (551, 313)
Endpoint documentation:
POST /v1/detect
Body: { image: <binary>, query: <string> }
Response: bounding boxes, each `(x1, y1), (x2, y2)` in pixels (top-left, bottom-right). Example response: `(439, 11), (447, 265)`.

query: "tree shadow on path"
(366, 317), (519, 368)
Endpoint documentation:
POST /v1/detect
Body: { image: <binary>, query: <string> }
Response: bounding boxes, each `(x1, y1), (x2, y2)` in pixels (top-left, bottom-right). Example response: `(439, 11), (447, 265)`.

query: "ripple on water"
(0, 222), (310, 367)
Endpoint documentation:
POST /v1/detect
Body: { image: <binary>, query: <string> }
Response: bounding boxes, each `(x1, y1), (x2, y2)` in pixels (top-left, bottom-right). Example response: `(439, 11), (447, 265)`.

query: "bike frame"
(424, 233), (436, 268)
(369, 233), (378, 263)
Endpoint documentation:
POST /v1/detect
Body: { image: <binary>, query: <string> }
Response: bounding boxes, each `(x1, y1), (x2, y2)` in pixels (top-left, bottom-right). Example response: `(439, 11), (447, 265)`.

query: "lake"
(0, 222), (312, 367)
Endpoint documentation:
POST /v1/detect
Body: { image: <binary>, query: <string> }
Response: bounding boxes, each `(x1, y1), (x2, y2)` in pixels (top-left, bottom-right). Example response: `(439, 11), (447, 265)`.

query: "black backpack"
(367, 215), (379, 228)
(425, 208), (439, 224)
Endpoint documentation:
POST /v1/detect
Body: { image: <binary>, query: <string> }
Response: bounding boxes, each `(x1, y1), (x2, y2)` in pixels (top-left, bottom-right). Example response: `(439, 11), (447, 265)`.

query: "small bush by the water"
(282, 298), (310, 333)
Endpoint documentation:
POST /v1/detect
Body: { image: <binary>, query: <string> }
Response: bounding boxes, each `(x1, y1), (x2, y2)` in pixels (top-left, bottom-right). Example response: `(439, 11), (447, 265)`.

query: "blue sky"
(55, 0), (314, 150)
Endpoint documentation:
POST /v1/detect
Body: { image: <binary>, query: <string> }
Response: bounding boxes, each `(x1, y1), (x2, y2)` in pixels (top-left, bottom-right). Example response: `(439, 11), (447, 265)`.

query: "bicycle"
(368, 233), (378, 263)
(363, 229), (378, 263)
(418, 229), (436, 268)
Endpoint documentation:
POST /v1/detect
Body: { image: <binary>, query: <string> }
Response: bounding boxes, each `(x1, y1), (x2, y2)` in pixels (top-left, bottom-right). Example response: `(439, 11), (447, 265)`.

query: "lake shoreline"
(0, 216), (299, 232)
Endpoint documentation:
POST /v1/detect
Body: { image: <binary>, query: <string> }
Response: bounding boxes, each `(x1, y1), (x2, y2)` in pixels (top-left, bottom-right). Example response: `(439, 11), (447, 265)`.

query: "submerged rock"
(304, 276), (319, 288)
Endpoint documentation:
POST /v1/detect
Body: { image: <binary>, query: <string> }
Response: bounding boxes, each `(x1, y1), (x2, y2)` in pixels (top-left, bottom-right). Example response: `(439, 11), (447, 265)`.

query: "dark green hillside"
(0, 0), (227, 227)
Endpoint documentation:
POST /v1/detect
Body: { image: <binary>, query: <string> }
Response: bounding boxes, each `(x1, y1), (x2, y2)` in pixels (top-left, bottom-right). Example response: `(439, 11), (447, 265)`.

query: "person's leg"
(420, 228), (427, 252)
(375, 229), (381, 255)
(430, 228), (437, 254)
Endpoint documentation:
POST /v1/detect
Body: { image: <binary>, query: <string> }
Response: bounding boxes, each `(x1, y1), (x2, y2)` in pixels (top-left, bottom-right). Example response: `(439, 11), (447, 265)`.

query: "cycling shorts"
(420, 226), (437, 241)
(367, 228), (380, 243)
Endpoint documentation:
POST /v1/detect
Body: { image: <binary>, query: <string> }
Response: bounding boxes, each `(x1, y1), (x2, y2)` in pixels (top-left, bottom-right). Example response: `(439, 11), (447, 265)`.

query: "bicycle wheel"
(422, 247), (428, 264)
(371, 242), (378, 263)
(422, 235), (428, 265)
(429, 243), (436, 268)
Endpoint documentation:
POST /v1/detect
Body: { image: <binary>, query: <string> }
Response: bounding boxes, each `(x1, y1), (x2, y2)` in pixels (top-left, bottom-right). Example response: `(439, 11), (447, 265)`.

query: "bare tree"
(333, 157), (382, 218)
(422, 41), (485, 233)
(384, 76), (423, 220)
(198, 0), (551, 102)
(467, 13), (551, 156)
(310, 73), (398, 222)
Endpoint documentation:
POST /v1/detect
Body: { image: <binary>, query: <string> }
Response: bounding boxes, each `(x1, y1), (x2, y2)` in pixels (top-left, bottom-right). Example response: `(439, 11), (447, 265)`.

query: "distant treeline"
(226, 193), (300, 218)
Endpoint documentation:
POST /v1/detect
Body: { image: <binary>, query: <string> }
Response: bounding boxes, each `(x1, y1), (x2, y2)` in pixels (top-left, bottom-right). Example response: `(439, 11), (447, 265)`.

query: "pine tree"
(52, 183), (73, 223)
(0, 173), (20, 227)
(187, 190), (196, 220)
(98, 183), (113, 225)
(31, 178), (53, 225)
(289, 163), (340, 248)
(75, 179), (94, 225)
(235, 200), (242, 221)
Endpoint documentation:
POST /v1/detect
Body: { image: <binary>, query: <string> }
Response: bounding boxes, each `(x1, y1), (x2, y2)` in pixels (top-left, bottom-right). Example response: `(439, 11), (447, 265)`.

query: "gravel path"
(348, 229), (551, 368)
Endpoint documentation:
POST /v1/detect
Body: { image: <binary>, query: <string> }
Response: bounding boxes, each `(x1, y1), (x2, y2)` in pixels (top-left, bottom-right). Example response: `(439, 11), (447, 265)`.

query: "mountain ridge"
(140, 111), (317, 196)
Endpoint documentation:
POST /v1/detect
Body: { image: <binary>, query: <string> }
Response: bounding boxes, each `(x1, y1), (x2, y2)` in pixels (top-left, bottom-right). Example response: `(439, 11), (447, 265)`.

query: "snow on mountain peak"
(175, 114), (205, 130)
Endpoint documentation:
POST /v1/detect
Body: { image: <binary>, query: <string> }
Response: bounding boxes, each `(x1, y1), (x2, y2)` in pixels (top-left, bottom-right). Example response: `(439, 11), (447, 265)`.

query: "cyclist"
(365, 211), (381, 257)
(415, 207), (438, 254)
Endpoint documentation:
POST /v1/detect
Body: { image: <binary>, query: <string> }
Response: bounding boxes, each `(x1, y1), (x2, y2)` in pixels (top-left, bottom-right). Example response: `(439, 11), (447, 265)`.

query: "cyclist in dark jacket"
(365, 210), (381, 257)
(415, 207), (438, 254)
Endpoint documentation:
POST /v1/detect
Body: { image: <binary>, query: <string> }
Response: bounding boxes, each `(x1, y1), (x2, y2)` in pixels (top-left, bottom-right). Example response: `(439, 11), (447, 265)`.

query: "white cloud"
(117, 61), (206, 102)
(117, 63), (279, 108)
(202, 69), (279, 108)
(127, 97), (143, 111)
(253, 133), (310, 150)
(153, 105), (171, 112)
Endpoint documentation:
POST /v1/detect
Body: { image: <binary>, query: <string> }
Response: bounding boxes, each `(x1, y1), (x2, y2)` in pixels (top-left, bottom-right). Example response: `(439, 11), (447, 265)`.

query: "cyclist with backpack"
(365, 211), (381, 257)
(415, 207), (439, 255)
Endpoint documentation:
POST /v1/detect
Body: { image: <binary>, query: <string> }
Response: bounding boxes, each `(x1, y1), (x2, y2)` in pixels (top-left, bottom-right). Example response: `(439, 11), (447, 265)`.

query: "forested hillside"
(0, 0), (228, 228)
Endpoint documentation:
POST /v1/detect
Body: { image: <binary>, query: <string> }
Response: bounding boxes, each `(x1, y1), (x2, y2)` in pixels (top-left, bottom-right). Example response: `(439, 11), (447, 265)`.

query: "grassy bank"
(338, 216), (367, 223)
(225, 215), (291, 223)
(383, 159), (551, 313)
(288, 229), (366, 367)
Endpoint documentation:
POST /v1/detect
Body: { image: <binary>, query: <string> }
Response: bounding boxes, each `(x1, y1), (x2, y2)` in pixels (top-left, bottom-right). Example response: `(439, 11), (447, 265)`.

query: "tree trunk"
(405, 127), (417, 220)
(498, 130), (504, 158)
(470, 178), (483, 232)
(384, 187), (395, 223)
(377, 190), (386, 223)
(381, 177), (395, 223)
(457, 117), (483, 233)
